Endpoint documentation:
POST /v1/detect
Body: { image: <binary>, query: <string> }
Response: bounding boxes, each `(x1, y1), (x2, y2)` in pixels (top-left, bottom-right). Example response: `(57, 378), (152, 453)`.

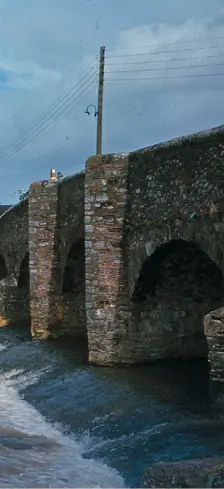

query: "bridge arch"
(130, 239), (224, 362)
(16, 253), (30, 328)
(0, 253), (7, 281)
(18, 253), (29, 289)
(62, 237), (84, 293)
(61, 237), (86, 337)
(128, 220), (224, 299)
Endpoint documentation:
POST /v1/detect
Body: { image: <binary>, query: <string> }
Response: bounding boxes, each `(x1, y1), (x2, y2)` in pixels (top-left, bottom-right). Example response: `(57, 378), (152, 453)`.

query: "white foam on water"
(0, 368), (126, 488)
(80, 422), (170, 456)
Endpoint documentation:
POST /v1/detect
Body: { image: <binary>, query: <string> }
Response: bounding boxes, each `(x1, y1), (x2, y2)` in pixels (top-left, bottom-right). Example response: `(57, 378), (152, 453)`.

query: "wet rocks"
(144, 456), (224, 488)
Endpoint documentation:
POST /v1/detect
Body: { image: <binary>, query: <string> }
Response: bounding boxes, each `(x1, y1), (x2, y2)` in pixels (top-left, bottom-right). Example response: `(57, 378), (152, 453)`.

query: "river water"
(0, 325), (224, 488)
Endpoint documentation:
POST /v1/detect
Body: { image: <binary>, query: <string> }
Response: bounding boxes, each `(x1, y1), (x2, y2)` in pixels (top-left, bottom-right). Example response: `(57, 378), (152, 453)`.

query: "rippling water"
(0, 325), (224, 488)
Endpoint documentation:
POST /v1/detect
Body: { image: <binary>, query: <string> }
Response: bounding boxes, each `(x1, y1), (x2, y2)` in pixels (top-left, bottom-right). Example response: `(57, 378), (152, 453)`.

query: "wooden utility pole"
(96, 46), (105, 155)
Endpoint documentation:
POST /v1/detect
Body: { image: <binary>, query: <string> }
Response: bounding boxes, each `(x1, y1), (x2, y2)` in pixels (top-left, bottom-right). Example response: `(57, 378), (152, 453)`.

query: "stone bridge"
(1, 124), (224, 401)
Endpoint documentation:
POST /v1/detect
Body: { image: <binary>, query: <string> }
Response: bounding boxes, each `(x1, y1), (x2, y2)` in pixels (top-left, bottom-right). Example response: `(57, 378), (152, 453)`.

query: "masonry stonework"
(1, 124), (224, 404)
(29, 180), (62, 338)
(28, 172), (86, 339)
(58, 173), (86, 337)
(125, 126), (224, 389)
(0, 199), (29, 328)
(85, 154), (132, 364)
(85, 125), (224, 400)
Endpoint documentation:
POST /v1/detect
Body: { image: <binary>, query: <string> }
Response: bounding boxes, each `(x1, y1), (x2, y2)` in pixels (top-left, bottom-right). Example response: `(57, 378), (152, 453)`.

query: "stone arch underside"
(16, 253), (30, 327)
(129, 239), (224, 363)
(0, 252), (30, 328)
(0, 254), (7, 281)
(18, 253), (29, 289)
(61, 237), (86, 337)
(128, 218), (224, 299)
(0, 254), (8, 326)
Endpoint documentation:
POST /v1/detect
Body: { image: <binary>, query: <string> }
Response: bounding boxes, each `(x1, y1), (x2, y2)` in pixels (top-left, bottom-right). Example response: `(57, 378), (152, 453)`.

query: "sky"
(0, 0), (224, 203)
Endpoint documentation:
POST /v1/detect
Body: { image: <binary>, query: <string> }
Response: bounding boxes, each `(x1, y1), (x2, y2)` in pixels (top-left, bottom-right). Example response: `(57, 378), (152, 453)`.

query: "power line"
(0, 74), (98, 170)
(1, 40), (223, 173)
(0, 58), (98, 164)
(0, 78), (97, 169)
(107, 36), (224, 52)
(7, 81), (97, 174)
(105, 71), (224, 82)
(21, 61), (97, 144)
(106, 52), (224, 66)
(0, 76), (97, 169)
(0, 78), (97, 171)
(26, 58), (98, 132)
(0, 64), (98, 168)
(106, 44), (221, 59)
(105, 61), (224, 75)
(105, 43), (224, 81)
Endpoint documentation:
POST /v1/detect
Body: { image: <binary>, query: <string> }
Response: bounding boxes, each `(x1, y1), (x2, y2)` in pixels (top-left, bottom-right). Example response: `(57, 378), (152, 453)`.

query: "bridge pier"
(85, 147), (224, 411)
(85, 154), (130, 365)
(0, 123), (220, 410)
(204, 309), (224, 407)
(28, 180), (62, 339)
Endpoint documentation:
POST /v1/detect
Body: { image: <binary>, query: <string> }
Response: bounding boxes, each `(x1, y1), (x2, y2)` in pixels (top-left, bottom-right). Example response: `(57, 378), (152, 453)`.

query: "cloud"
(0, 58), (61, 91)
(0, 1), (223, 203)
(103, 13), (224, 150)
(105, 17), (224, 94)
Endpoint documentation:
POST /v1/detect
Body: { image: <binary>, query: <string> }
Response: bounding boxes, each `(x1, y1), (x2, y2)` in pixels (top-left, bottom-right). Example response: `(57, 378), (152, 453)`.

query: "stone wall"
(86, 125), (224, 382)
(1, 123), (224, 400)
(29, 180), (61, 338)
(127, 125), (224, 382)
(85, 154), (130, 365)
(29, 172), (86, 339)
(128, 125), (224, 291)
(58, 173), (86, 337)
(0, 199), (29, 328)
(130, 239), (224, 362)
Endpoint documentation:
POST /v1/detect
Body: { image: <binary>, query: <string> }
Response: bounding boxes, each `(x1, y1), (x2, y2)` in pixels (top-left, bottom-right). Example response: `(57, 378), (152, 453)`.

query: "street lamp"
(84, 104), (98, 118)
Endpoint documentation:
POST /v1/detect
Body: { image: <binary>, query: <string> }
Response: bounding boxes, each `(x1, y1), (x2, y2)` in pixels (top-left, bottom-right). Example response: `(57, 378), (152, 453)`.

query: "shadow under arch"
(0, 253), (8, 327)
(16, 253), (30, 330)
(0, 253), (30, 330)
(131, 239), (224, 362)
(0, 254), (7, 281)
(61, 237), (86, 338)
(18, 253), (29, 290)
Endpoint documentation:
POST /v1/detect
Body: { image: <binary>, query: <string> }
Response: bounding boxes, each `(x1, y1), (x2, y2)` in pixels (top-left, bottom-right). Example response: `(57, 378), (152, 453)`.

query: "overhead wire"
(105, 61), (224, 75)
(0, 57), (98, 160)
(3, 79), (97, 172)
(0, 58), (99, 169)
(4, 58), (98, 156)
(105, 40), (224, 83)
(1, 37), (224, 171)
(106, 35), (224, 52)
(105, 72), (224, 82)
(106, 44), (220, 58)
(0, 75), (98, 170)
(106, 52), (224, 66)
